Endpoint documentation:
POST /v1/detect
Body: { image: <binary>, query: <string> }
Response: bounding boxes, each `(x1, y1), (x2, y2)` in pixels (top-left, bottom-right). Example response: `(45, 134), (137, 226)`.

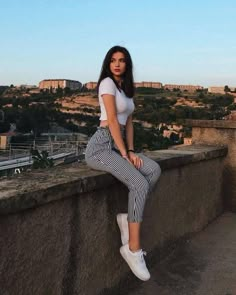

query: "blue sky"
(0, 0), (235, 87)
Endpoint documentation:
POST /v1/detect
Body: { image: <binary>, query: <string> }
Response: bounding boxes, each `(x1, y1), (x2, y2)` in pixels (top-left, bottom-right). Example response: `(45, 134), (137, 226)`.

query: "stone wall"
(0, 145), (227, 295)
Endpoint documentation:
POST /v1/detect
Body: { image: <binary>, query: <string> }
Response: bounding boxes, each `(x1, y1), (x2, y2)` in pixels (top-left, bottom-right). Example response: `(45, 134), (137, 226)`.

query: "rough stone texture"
(186, 119), (236, 211)
(0, 145), (227, 215)
(0, 145), (226, 295)
(126, 212), (236, 295)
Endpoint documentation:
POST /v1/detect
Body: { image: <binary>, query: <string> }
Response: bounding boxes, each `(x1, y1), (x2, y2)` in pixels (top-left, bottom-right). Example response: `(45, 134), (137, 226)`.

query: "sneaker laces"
(138, 250), (147, 263)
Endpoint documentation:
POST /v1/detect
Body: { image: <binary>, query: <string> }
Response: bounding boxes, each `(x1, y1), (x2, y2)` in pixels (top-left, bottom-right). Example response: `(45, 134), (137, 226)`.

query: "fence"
(0, 140), (87, 161)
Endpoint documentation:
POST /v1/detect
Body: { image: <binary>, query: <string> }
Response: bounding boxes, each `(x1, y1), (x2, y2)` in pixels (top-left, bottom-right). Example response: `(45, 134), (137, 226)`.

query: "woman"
(85, 45), (161, 281)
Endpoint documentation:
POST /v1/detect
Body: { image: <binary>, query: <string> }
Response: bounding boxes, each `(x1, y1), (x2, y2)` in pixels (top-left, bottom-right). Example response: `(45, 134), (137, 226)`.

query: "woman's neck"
(113, 76), (122, 86)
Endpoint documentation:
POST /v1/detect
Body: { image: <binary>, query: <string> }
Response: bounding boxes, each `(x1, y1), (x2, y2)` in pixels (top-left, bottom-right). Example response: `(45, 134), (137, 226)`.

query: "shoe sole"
(117, 214), (128, 245)
(120, 247), (151, 281)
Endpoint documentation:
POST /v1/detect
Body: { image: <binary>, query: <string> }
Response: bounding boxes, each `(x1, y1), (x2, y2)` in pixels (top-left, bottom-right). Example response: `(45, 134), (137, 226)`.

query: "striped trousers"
(85, 127), (161, 222)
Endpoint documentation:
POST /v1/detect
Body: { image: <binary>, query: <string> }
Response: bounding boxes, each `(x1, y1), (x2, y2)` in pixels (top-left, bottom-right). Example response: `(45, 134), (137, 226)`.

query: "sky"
(0, 0), (236, 87)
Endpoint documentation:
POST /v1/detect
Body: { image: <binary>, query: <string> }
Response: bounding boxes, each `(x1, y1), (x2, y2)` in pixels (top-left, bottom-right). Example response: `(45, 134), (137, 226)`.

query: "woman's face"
(109, 51), (126, 80)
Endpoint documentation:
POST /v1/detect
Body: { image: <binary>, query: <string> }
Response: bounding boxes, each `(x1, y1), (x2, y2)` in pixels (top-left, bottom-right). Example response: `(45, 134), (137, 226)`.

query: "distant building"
(39, 79), (82, 91)
(135, 82), (162, 88)
(17, 84), (40, 94)
(184, 137), (192, 145)
(85, 82), (97, 90)
(18, 84), (38, 89)
(208, 86), (236, 94)
(158, 123), (183, 132)
(224, 111), (236, 121)
(84, 81), (162, 90)
(208, 86), (225, 94)
(0, 131), (16, 150)
(164, 84), (204, 91)
(29, 88), (41, 94)
(163, 130), (176, 138)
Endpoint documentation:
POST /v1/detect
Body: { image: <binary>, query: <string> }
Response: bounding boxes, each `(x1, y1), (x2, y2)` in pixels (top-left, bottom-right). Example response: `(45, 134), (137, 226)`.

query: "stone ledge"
(185, 119), (236, 129)
(0, 145), (227, 215)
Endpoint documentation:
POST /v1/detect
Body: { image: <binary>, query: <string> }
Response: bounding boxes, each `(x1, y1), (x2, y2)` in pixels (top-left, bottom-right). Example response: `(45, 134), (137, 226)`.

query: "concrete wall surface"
(186, 119), (236, 211)
(0, 145), (227, 295)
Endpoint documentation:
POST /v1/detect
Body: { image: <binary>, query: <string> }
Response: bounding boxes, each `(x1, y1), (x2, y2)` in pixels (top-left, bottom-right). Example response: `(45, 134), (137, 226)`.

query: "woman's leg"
(137, 154), (161, 193)
(86, 148), (150, 222)
(87, 154), (160, 245)
(128, 154), (161, 251)
(87, 146), (150, 242)
(129, 222), (141, 251)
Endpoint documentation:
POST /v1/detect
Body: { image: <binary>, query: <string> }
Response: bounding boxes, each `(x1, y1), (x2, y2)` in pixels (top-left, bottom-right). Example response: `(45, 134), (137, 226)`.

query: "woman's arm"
(102, 94), (128, 157)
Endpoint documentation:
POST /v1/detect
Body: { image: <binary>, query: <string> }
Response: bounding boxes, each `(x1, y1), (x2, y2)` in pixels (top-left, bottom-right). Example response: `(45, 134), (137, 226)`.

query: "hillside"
(0, 86), (235, 151)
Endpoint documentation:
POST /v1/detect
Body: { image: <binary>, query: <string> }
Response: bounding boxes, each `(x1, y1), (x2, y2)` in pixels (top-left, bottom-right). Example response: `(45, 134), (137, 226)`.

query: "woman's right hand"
(122, 154), (133, 165)
(128, 152), (143, 169)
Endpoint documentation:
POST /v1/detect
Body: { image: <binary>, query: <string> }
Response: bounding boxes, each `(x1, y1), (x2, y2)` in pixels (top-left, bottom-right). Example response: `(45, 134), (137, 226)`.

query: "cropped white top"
(99, 77), (135, 125)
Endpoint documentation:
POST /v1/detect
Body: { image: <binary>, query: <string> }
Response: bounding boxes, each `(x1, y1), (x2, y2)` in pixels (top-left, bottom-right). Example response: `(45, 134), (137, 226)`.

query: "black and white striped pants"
(85, 127), (161, 222)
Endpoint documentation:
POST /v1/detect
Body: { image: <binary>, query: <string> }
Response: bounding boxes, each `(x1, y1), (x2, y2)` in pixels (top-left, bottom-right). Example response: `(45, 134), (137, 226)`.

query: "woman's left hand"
(128, 152), (143, 169)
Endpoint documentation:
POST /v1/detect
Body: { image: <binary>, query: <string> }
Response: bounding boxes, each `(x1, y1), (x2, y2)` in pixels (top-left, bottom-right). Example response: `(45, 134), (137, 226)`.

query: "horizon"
(1, 79), (235, 89)
(0, 0), (235, 87)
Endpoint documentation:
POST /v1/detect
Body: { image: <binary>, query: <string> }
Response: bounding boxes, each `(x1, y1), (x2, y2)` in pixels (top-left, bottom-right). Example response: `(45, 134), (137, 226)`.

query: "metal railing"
(0, 140), (87, 161)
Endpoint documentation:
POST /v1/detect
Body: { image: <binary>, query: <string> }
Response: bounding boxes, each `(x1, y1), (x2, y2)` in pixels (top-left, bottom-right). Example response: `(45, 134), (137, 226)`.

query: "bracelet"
(127, 149), (135, 153)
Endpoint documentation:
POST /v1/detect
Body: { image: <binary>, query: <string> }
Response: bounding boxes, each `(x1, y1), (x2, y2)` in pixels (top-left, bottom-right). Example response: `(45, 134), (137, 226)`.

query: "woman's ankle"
(129, 243), (141, 252)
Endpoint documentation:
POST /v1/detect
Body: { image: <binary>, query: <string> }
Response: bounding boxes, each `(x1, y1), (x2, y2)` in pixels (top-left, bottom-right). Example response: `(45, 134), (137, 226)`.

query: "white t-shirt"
(98, 77), (135, 125)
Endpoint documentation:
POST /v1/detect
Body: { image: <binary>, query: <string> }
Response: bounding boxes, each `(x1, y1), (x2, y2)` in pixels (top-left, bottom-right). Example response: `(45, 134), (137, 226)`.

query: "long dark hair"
(97, 45), (135, 98)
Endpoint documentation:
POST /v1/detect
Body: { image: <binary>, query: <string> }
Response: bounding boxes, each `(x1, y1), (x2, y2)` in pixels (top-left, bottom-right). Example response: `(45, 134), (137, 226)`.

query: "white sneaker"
(116, 213), (129, 245)
(120, 244), (151, 281)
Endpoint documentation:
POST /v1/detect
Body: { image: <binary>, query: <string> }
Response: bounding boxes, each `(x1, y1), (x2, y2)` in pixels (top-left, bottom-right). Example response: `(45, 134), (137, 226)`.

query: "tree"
(56, 86), (63, 97)
(159, 124), (168, 134)
(12, 98), (19, 108)
(31, 149), (54, 169)
(198, 92), (205, 99)
(64, 87), (71, 95)
(17, 105), (50, 136)
(0, 122), (10, 133)
(224, 85), (231, 93)
(0, 110), (4, 122)
(170, 132), (179, 144)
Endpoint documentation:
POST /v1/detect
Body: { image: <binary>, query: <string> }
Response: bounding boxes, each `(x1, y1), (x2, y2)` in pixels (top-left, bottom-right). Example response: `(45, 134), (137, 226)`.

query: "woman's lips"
(114, 69), (120, 72)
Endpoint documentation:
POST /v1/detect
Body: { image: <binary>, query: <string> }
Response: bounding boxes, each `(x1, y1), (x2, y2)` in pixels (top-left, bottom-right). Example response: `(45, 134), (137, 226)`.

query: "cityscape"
(4, 78), (236, 94)
(1, 77), (236, 177)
